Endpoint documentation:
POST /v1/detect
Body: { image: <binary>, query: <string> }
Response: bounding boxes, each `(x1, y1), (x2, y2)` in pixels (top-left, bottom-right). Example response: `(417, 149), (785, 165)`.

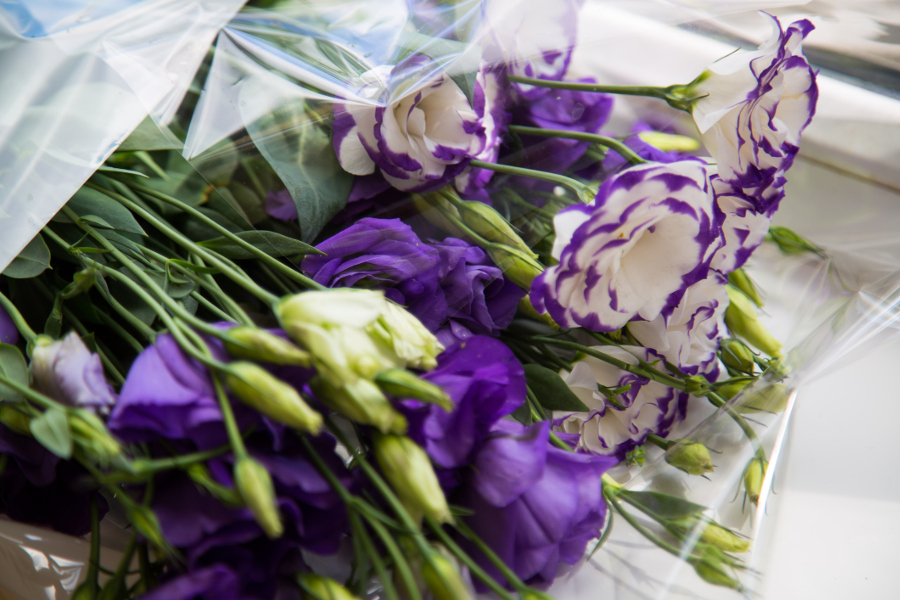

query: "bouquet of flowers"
(1, 1), (889, 599)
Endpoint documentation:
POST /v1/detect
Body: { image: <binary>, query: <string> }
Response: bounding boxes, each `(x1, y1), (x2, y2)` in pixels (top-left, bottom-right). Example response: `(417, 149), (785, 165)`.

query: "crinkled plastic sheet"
(3, 1), (900, 598)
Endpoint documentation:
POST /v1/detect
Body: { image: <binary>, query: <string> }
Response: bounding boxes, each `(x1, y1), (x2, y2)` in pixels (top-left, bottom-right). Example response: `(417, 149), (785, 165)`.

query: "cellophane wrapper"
(1, 1), (899, 599)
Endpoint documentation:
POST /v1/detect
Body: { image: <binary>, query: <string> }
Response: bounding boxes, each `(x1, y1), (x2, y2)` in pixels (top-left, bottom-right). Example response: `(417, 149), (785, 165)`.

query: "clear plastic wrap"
(3, 1), (900, 598)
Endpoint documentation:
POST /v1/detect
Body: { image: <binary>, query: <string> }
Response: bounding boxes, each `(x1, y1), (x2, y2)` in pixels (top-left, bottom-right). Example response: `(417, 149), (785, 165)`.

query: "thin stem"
(646, 433), (672, 451)
(469, 159), (592, 202)
(706, 392), (765, 458)
(133, 443), (231, 474)
(364, 516), (423, 600)
(508, 125), (647, 165)
(190, 254), (254, 326)
(190, 291), (236, 323)
(87, 495), (101, 597)
(0, 291), (37, 343)
(452, 519), (529, 593)
(351, 511), (400, 600)
(101, 532), (138, 600)
(96, 310), (145, 355)
(606, 489), (688, 559)
(506, 75), (696, 112)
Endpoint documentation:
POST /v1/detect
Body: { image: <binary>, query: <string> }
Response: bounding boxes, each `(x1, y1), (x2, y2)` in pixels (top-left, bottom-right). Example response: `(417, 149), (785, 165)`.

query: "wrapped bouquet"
(0, 1), (890, 599)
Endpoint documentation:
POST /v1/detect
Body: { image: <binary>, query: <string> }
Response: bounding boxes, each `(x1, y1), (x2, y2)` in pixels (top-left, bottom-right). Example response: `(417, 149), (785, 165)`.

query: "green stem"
(0, 372), (68, 412)
(469, 159), (593, 202)
(87, 495), (101, 597)
(101, 532), (138, 600)
(351, 511), (400, 600)
(646, 433), (672, 451)
(133, 443), (231, 475)
(190, 254), (254, 326)
(508, 125), (647, 165)
(190, 291), (236, 323)
(501, 188), (557, 221)
(452, 519), (529, 593)
(0, 291), (37, 343)
(706, 392), (765, 458)
(125, 181), (324, 291)
(506, 75), (696, 112)
(364, 516), (423, 600)
(96, 310), (145, 355)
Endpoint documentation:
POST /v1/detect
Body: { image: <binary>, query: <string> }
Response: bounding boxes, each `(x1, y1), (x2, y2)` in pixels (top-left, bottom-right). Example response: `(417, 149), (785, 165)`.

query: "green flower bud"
(224, 327), (311, 366)
(375, 368), (453, 411)
(297, 573), (360, 600)
(692, 558), (743, 590)
(725, 286), (782, 357)
(517, 296), (559, 329)
(664, 440), (714, 476)
(767, 226), (821, 256)
(670, 516), (750, 553)
(69, 411), (122, 463)
(234, 456), (283, 538)
(372, 433), (452, 524)
(742, 457), (768, 505)
(311, 376), (407, 434)
(456, 198), (538, 259)
(0, 405), (31, 434)
(719, 338), (756, 373)
(367, 301), (444, 371)
(486, 244), (544, 290)
(716, 379), (751, 400)
(422, 549), (473, 600)
(736, 383), (790, 415)
(727, 268), (762, 307)
(125, 503), (168, 550)
(225, 362), (322, 433)
(637, 131), (700, 153)
(277, 289), (386, 332)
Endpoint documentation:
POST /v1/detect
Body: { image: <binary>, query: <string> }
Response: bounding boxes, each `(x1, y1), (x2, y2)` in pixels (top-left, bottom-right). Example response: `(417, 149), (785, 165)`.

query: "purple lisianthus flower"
(265, 189), (297, 222)
(558, 346), (690, 458)
(31, 332), (117, 416)
(301, 218), (447, 331)
(627, 270), (728, 377)
(137, 565), (248, 600)
(0, 305), (18, 345)
(432, 238), (525, 345)
(457, 420), (616, 589)
(709, 177), (772, 274)
(333, 58), (496, 193)
(691, 14), (818, 212)
(601, 132), (681, 173)
(400, 336), (525, 470)
(531, 160), (721, 332)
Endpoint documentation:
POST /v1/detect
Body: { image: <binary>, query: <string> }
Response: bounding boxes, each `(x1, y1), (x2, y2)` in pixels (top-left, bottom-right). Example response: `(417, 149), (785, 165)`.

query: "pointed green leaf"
(3, 234), (51, 279)
(30, 408), (73, 459)
(60, 186), (146, 235)
(197, 230), (322, 260)
(619, 490), (708, 522)
(167, 259), (220, 275)
(524, 364), (589, 412)
(0, 344), (28, 401)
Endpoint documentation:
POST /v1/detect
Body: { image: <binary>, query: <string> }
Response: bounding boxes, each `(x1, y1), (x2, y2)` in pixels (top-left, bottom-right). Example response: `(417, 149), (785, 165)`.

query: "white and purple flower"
(333, 60), (505, 193)
(627, 270), (728, 377)
(530, 160), (721, 332)
(691, 14), (818, 212)
(709, 177), (773, 273)
(557, 346), (689, 459)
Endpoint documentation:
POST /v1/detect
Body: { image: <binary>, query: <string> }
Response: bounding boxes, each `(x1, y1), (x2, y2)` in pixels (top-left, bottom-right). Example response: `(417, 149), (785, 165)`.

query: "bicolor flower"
(691, 14), (818, 212)
(557, 346), (690, 459)
(531, 160), (721, 332)
(31, 333), (117, 416)
(709, 176), (773, 273)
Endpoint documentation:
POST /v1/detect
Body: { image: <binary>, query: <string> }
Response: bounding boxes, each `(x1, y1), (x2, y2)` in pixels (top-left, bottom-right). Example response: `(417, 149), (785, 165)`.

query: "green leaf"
(0, 344), (28, 402)
(524, 364), (589, 412)
(619, 490), (708, 522)
(245, 100), (352, 243)
(3, 234), (51, 279)
(30, 408), (73, 459)
(511, 402), (533, 426)
(60, 186), (146, 235)
(97, 165), (149, 178)
(197, 230), (322, 260)
(167, 259), (220, 275)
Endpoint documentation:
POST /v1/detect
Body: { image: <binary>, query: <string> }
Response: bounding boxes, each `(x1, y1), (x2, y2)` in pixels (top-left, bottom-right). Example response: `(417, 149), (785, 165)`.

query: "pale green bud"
(225, 362), (323, 433)
(692, 559), (743, 590)
(767, 226), (821, 256)
(456, 198), (538, 259)
(372, 433), (452, 524)
(670, 516), (750, 553)
(736, 383), (790, 415)
(375, 368), (453, 411)
(412, 193), (466, 238)
(234, 456), (283, 538)
(125, 503), (168, 550)
(664, 440), (714, 476)
(742, 457), (767, 505)
(725, 286), (782, 358)
(297, 573), (360, 600)
(367, 302), (444, 371)
(486, 244), (544, 290)
(716, 379), (750, 400)
(727, 268), (762, 307)
(224, 327), (311, 366)
(277, 289), (386, 332)
(311, 376), (407, 434)
(69, 411), (122, 463)
(637, 131), (700, 152)
(0, 405), (31, 434)
(719, 338), (756, 373)
(422, 548), (473, 600)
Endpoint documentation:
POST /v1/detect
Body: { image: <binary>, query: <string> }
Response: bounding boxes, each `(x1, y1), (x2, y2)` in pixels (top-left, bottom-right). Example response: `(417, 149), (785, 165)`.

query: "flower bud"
(725, 286), (782, 358)
(311, 376), (407, 434)
(69, 411), (122, 463)
(224, 327), (311, 366)
(0, 405), (31, 434)
(716, 379), (750, 400)
(372, 433), (452, 524)
(670, 516), (750, 553)
(125, 503), (168, 550)
(297, 573), (360, 600)
(375, 368), (453, 411)
(742, 457), (767, 505)
(456, 199), (538, 259)
(736, 383), (790, 415)
(367, 302), (444, 371)
(637, 130), (700, 152)
(225, 362), (322, 433)
(719, 338), (756, 373)
(664, 440), (714, 476)
(692, 558), (743, 590)
(234, 456), (283, 538)
(727, 268), (762, 307)
(768, 226), (821, 256)
(486, 244), (544, 290)
(422, 548), (473, 600)
(412, 193), (466, 238)
(277, 289), (387, 332)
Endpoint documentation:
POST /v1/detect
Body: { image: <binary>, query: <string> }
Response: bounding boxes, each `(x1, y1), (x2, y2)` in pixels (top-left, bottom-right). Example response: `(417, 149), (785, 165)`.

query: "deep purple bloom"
(401, 336), (525, 470)
(265, 189), (297, 221)
(31, 332), (117, 416)
(457, 420), (617, 589)
(602, 132), (681, 173)
(302, 218), (447, 331)
(138, 565), (248, 600)
(432, 238), (525, 345)
(0, 305), (18, 345)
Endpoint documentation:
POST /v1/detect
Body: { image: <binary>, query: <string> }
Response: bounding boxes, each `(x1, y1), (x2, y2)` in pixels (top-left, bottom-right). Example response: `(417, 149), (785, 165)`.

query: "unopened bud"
(637, 130), (700, 152)
(736, 383), (790, 415)
(60, 269), (97, 300)
(716, 379), (750, 400)
(692, 558), (743, 590)
(372, 433), (452, 524)
(375, 369), (452, 411)
(0, 405), (31, 434)
(234, 456), (283, 538)
(665, 440), (714, 476)
(126, 503), (168, 550)
(277, 289), (386, 334)
(413, 193), (466, 237)
(422, 548), (473, 600)
(725, 286), (782, 358)
(297, 573), (360, 600)
(311, 377), (407, 434)
(742, 457), (767, 505)
(486, 244), (544, 290)
(225, 362), (322, 433)
(727, 269), (762, 307)
(224, 327), (311, 366)
(670, 516), (750, 553)
(457, 198), (538, 259)
(69, 411), (122, 462)
(719, 338), (756, 374)
(367, 302), (444, 371)
(517, 296), (559, 329)
(767, 226), (821, 256)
